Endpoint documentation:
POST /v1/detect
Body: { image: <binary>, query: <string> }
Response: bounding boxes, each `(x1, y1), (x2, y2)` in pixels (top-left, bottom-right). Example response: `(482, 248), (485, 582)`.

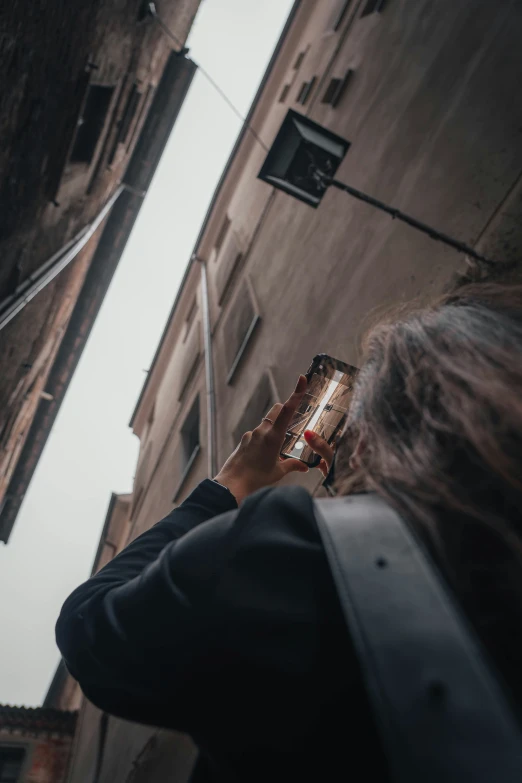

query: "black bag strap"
(313, 493), (522, 782)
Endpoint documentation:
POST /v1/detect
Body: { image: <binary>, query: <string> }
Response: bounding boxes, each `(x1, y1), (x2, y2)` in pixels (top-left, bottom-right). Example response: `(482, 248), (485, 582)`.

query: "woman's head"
(336, 283), (522, 552)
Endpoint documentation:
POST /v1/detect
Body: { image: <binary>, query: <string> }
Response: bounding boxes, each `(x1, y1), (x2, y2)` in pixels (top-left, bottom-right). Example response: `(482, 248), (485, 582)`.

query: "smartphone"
(280, 354), (359, 467)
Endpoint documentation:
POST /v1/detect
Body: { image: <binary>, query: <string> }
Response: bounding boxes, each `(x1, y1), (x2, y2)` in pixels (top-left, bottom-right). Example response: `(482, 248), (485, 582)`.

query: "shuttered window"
(233, 373), (275, 444)
(223, 282), (261, 384)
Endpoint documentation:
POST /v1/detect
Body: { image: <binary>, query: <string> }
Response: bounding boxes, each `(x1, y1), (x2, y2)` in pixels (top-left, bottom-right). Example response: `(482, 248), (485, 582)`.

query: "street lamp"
(258, 109), (496, 266)
(258, 109), (350, 207)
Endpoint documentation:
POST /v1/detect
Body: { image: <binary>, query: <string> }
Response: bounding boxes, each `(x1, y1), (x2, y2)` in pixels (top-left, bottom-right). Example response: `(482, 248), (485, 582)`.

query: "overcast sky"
(0, 0), (294, 707)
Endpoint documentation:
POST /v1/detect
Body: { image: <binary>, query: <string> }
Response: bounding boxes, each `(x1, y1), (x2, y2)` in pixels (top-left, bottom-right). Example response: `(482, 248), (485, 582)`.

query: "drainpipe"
(194, 256), (217, 478)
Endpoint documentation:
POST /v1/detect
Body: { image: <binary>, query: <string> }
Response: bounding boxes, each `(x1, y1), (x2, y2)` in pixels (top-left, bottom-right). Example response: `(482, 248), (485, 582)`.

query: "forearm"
(53, 483), (318, 733)
(57, 478), (237, 638)
(56, 479), (238, 692)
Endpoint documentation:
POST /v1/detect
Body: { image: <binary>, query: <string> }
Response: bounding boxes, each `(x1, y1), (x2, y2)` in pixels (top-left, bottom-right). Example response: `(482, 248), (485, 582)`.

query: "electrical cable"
(0, 184), (144, 331)
(147, 3), (269, 152)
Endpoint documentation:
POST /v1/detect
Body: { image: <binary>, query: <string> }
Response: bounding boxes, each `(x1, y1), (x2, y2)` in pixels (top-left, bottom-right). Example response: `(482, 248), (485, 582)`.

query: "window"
(47, 70), (91, 198)
(215, 228), (244, 306)
(107, 83), (142, 165)
(329, 0), (352, 31)
(183, 297), (197, 341)
(217, 253), (242, 305)
(179, 318), (201, 402)
(173, 396), (201, 499)
(361, 0), (386, 17)
(70, 85), (115, 163)
(137, 0), (149, 21)
(233, 373), (275, 444)
(224, 282), (261, 384)
(296, 82), (308, 104)
(178, 348), (201, 402)
(0, 746), (25, 783)
(118, 84), (142, 146)
(214, 215), (231, 256)
(279, 84), (291, 103)
(321, 70), (354, 107)
(293, 50), (306, 70)
(296, 76), (317, 106)
(181, 396), (200, 467)
(322, 78), (342, 105)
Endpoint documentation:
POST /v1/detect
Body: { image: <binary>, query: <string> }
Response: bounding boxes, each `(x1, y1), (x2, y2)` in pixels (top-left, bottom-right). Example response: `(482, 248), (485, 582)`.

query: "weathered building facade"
(50, 0), (522, 780)
(0, 705), (77, 783)
(0, 0), (201, 542)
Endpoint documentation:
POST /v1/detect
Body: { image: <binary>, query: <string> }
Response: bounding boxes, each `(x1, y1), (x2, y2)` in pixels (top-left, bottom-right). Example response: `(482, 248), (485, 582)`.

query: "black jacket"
(57, 479), (390, 781)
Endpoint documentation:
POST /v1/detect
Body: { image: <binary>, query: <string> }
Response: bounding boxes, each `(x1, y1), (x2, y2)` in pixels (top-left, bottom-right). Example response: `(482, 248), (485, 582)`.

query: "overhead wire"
(147, 3), (269, 152)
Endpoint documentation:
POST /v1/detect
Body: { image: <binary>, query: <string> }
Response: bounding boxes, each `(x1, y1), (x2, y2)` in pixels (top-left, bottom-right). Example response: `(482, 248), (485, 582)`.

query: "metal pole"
(329, 178), (497, 267)
(196, 257), (217, 478)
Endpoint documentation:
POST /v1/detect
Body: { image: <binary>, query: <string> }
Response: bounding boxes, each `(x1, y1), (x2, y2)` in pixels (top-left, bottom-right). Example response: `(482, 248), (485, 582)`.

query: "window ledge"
(172, 443), (201, 502)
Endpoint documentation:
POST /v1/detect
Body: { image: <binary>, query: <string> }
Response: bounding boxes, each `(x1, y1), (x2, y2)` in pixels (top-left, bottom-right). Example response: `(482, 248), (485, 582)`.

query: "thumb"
(280, 458), (309, 476)
(304, 430), (335, 469)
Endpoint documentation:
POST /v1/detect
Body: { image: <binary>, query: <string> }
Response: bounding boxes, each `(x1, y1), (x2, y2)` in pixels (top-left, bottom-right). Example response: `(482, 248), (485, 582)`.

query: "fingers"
(272, 375), (308, 437)
(255, 402), (283, 433)
(265, 402), (283, 421)
(279, 457), (309, 476)
(318, 458), (329, 478)
(304, 430), (335, 471)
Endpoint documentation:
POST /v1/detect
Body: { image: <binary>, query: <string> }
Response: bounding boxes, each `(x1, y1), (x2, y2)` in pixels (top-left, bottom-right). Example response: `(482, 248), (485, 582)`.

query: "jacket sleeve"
(55, 478), (240, 725)
(56, 480), (322, 735)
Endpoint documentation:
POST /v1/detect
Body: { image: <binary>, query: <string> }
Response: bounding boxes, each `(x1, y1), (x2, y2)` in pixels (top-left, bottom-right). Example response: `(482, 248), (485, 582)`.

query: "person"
(56, 282), (522, 782)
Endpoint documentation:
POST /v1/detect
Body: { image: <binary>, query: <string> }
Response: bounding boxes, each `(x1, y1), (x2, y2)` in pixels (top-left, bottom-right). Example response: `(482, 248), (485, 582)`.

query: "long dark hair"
(335, 282), (522, 702)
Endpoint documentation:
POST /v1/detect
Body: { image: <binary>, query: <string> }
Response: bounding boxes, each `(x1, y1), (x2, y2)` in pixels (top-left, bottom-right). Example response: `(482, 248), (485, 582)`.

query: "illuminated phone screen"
(281, 364), (357, 465)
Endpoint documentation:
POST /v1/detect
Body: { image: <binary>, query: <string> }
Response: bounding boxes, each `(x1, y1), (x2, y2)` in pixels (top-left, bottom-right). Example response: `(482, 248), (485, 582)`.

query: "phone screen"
(281, 358), (358, 466)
